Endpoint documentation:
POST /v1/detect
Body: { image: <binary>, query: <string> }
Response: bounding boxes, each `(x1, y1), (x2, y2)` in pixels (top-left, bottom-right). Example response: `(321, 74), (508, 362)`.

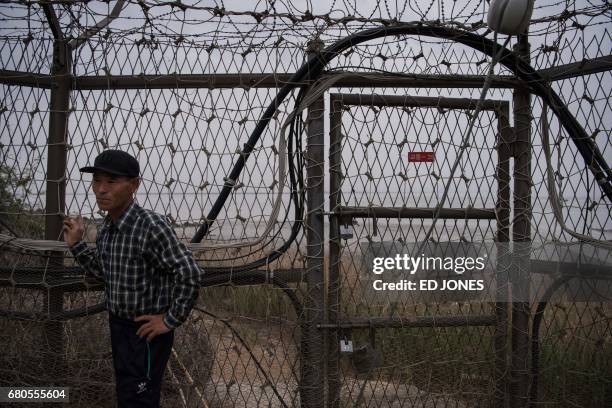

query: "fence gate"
(325, 93), (517, 407)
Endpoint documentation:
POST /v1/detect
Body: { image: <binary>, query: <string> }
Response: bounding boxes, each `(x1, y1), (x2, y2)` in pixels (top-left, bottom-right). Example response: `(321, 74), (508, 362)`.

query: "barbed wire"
(1, 1), (611, 407)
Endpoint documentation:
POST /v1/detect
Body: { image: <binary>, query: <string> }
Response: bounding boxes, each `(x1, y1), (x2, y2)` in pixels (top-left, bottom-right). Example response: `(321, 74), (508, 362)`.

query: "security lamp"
(487, 0), (535, 35)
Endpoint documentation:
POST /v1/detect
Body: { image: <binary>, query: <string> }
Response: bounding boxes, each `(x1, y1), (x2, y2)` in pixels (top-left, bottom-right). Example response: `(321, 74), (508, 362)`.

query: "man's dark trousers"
(109, 313), (174, 408)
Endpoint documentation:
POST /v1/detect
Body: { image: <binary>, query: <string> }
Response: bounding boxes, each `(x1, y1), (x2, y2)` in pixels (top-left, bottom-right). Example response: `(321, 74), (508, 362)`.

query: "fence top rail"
(3, 54), (610, 90)
(0, 70), (518, 90)
(331, 92), (509, 113)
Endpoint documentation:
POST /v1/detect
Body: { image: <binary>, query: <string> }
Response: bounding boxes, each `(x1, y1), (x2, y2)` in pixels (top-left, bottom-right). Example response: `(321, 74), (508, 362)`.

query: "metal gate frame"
(325, 93), (520, 407)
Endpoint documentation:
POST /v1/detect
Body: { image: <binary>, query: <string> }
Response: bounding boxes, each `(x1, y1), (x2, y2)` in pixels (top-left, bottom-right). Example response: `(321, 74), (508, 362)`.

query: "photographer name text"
(372, 254), (486, 292)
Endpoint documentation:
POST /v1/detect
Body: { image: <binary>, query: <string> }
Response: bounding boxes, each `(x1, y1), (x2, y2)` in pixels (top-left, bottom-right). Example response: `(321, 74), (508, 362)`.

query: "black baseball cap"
(80, 150), (140, 178)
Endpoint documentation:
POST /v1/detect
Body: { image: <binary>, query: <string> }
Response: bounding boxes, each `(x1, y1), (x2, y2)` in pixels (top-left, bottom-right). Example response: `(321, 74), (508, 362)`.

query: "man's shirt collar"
(103, 201), (139, 232)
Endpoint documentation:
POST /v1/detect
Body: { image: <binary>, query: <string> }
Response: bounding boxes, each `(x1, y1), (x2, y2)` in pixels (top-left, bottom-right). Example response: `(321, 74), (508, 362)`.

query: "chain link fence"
(1, 1), (611, 407)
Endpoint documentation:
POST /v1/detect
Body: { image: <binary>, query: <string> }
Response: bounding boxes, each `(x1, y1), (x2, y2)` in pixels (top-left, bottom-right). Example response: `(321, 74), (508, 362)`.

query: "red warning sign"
(408, 152), (434, 162)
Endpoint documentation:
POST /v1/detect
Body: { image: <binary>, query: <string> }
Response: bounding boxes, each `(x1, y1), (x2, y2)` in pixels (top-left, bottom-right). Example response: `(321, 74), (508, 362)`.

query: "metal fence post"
(510, 34), (532, 408)
(44, 36), (71, 378)
(301, 38), (326, 408)
(328, 95), (343, 408)
(495, 106), (512, 407)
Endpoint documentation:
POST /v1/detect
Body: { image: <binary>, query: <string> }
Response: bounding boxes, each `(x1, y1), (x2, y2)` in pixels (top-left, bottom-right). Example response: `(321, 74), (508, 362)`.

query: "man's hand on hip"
(135, 314), (171, 341)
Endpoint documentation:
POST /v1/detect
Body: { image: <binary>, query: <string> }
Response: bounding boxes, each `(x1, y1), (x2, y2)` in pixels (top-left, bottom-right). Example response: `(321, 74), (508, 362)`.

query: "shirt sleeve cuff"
(69, 240), (89, 257)
(163, 310), (181, 330)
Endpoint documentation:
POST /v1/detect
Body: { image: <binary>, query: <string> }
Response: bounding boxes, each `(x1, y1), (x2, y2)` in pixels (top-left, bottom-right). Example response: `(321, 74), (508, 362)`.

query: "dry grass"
(1, 242), (610, 407)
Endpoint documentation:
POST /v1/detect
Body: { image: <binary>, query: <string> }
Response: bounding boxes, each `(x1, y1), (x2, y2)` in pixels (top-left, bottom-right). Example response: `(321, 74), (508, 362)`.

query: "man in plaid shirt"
(63, 149), (202, 408)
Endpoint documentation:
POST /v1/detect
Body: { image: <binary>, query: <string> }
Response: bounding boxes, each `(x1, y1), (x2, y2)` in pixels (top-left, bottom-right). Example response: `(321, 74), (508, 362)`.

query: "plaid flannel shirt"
(70, 201), (202, 329)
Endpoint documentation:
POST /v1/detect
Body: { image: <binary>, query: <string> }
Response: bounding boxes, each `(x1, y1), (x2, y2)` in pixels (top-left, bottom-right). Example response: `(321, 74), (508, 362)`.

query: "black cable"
(191, 23), (612, 273)
(194, 86), (308, 275)
(202, 84), (309, 265)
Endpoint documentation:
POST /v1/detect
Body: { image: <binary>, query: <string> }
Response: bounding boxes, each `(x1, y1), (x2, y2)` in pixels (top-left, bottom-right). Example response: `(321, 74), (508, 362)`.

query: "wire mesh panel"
(0, 1), (610, 407)
(327, 93), (506, 407)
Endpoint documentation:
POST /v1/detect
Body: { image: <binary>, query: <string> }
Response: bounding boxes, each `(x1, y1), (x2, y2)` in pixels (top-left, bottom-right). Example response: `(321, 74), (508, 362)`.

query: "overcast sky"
(0, 0), (610, 242)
